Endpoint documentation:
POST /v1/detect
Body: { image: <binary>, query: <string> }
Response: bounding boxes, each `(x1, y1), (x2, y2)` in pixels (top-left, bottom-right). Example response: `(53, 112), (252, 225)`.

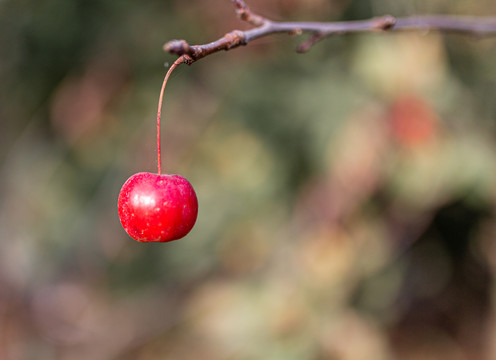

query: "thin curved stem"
(157, 57), (185, 174)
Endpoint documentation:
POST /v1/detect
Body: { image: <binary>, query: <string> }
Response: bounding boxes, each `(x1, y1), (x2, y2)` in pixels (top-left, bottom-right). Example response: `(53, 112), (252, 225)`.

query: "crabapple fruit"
(118, 172), (198, 242)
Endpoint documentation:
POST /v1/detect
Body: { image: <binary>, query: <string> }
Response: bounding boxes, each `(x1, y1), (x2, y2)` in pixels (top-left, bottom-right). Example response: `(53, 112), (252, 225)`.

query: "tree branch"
(163, 0), (496, 64)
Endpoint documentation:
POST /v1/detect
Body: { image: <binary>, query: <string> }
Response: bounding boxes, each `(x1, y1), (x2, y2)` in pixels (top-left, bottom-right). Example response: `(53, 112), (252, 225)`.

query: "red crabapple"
(118, 172), (198, 242)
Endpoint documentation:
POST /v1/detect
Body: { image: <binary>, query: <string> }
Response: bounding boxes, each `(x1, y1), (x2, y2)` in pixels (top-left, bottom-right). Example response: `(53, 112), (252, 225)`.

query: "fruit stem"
(157, 57), (184, 175)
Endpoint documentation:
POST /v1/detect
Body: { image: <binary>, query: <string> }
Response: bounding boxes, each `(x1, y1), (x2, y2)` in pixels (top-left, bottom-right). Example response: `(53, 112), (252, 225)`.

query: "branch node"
(182, 54), (195, 65)
(297, 32), (325, 53)
(232, 0), (266, 26)
(225, 30), (247, 48)
(373, 15), (397, 30)
(163, 39), (194, 57)
(290, 28), (303, 36)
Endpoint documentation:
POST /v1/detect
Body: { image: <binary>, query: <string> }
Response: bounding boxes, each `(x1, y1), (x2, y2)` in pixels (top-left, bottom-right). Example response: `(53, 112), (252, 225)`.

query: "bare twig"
(163, 0), (496, 64)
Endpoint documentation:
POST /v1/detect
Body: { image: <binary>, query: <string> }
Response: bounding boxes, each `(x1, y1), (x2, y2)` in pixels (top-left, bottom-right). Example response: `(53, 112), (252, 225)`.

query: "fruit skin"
(118, 172), (198, 242)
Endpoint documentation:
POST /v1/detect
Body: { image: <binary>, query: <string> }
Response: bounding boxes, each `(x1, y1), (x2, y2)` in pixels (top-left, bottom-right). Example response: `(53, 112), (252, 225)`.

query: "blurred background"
(1, 0), (496, 359)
